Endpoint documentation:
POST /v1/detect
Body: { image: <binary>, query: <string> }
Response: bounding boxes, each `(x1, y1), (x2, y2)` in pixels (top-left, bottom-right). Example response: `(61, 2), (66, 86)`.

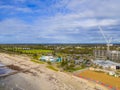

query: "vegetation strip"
(46, 65), (58, 71)
(31, 59), (45, 64)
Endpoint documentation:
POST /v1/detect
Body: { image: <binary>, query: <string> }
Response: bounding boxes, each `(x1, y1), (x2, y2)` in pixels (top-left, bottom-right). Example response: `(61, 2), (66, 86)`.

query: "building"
(109, 71), (115, 76)
(108, 51), (120, 62)
(40, 56), (62, 62)
(40, 56), (55, 62)
(94, 50), (107, 59)
(56, 57), (62, 62)
(94, 50), (120, 62)
(74, 59), (84, 65)
(93, 60), (120, 70)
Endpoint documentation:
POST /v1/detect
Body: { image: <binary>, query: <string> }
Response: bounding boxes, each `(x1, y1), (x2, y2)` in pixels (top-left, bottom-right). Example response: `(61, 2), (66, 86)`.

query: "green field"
(5, 48), (53, 54)
(18, 49), (53, 54)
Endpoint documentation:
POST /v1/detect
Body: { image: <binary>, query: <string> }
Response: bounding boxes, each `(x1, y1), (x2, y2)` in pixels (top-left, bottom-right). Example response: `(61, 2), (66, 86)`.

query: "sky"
(0, 0), (120, 44)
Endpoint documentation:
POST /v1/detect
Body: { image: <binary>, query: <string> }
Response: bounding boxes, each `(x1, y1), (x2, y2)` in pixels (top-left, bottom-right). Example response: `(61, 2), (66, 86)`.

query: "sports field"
(78, 70), (120, 90)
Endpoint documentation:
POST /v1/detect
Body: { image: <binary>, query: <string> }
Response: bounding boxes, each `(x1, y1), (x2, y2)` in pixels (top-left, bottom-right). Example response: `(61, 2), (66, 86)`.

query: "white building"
(109, 51), (120, 62)
(40, 56), (55, 62)
(109, 71), (115, 76)
(93, 60), (120, 70)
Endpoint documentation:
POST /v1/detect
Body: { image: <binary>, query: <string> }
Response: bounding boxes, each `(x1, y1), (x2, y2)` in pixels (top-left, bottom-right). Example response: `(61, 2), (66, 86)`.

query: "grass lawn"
(46, 65), (59, 71)
(78, 70), (120, 89)
(66, 67), (85, 72)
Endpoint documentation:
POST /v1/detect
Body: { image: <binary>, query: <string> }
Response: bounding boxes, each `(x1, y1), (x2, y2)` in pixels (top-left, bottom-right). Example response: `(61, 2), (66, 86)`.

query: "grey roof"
(93, 60), (120, 67)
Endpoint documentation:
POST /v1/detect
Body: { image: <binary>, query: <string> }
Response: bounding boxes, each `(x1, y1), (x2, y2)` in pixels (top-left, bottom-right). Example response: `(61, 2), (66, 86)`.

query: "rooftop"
(93, 60), (120, 67)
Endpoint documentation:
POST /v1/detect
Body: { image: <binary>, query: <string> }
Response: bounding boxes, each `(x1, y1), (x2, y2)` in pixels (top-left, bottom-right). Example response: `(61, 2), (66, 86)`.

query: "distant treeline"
(0, 44), (120, 55)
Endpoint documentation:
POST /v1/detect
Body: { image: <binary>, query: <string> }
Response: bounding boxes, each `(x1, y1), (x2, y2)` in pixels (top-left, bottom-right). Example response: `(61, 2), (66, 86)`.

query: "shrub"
(47, 61), (52, 65)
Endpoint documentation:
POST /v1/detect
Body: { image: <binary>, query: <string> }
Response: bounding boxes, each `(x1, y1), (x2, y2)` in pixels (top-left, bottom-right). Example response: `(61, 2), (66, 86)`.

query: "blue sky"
(0, 0), (120, 44)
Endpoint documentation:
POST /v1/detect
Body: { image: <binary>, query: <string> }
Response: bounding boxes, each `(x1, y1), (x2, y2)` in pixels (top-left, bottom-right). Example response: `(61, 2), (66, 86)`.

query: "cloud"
(14, 0), (26, 3)
(38, 13), (118, 30)
(0, 5), (32, 13)
(0, 14), (119, 43)
(0, 0), (120, 43)
(64, 0), (120, 17)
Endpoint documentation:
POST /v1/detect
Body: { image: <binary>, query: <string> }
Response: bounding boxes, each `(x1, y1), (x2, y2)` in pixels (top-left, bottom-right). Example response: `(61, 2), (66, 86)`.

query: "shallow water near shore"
(0, 63), (13, 75)
(0, 68), (13, 75)
(0, 63), (5, 67)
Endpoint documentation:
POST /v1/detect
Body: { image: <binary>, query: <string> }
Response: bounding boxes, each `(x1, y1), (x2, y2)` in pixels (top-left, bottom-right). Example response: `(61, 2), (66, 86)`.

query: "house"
(74, 59), (84, 64)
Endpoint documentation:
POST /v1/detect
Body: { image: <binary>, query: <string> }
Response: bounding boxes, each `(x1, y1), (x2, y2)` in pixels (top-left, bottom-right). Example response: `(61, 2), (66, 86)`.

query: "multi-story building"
(109, 51), (120, 62)
(94, 50), (107, 59)
(94, 50), (120, 62)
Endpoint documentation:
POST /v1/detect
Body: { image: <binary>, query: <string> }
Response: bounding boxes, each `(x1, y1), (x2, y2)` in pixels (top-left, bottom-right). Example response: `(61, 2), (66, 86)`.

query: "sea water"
(0, 63), (5, 67)
(0, 68), (13, 75)
(0, 63), (13, 75)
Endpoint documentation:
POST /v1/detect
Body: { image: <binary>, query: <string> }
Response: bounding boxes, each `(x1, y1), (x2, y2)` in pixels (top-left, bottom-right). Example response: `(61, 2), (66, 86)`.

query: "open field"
(18, 49), (53, 54)
(4, 48), (53, 54)
(78, 70), (120, 90)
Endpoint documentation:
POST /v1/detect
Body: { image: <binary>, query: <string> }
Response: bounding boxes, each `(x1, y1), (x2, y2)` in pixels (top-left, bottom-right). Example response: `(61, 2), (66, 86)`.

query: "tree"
(33, 53), (38, 59)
